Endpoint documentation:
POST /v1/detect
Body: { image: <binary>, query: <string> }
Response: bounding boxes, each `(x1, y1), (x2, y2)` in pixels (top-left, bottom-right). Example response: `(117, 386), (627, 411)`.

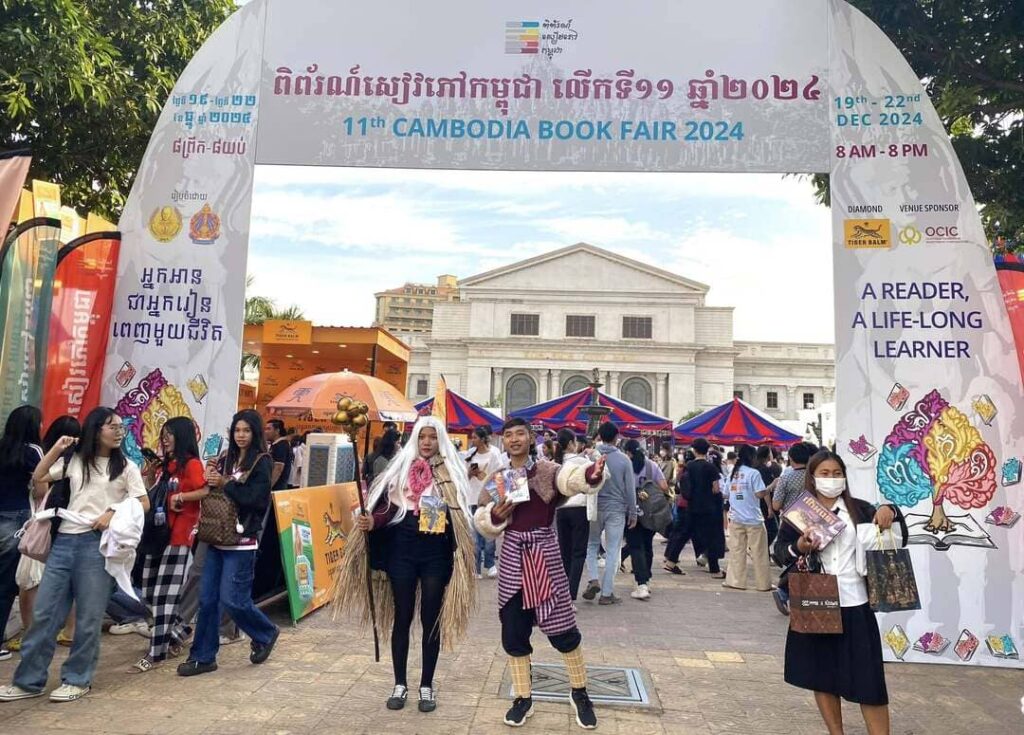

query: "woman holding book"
(774, 449), (907, 735)
(333, 416), (475, 714)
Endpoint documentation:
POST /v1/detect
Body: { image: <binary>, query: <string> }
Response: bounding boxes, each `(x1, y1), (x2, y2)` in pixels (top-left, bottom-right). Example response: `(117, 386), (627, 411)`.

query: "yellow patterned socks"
(509, 655), (532, 698)
(562, 646), (588, 689)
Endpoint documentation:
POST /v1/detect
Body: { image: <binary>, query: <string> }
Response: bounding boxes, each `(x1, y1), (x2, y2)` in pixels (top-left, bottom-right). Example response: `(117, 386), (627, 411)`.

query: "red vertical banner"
(995, 254), (1024, 387)
(41, 233), (121, 423)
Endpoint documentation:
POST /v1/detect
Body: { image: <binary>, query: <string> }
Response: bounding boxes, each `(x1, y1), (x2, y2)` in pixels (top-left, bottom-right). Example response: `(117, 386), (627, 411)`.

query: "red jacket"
(164, 458), (206, 547)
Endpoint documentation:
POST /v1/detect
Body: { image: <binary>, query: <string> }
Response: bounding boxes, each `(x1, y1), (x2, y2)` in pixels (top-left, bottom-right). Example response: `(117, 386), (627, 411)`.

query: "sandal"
(56, 629), (73, 647)
(131, 657), (155, 673)
(662, 563), (685, 575)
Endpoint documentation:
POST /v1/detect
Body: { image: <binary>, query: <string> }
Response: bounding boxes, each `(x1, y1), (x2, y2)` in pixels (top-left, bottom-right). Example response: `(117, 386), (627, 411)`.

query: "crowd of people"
(0, 404), (903, 734)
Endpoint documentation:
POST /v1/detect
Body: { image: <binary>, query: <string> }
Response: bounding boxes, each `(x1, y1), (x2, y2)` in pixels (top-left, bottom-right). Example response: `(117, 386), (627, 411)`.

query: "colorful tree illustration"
(877, 390), (997, 533)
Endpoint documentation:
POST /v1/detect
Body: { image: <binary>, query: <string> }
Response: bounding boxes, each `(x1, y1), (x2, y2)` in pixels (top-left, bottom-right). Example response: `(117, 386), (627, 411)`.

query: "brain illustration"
(877, 390), (997, 513)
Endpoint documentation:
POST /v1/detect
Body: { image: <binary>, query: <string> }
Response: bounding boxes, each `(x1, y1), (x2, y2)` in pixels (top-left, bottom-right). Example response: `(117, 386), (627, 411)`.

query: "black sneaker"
(176, 660), (218, 677)
(581, 581), (600, 601)
(504, 696), (533, 727)
(249, 627), (280, 664)
(772, 588), (790, 617)
(386, 684), (408, 710)
(418, 685), (437, 712)
(597, 594), (621, 606)
(570, 688), (597, 730)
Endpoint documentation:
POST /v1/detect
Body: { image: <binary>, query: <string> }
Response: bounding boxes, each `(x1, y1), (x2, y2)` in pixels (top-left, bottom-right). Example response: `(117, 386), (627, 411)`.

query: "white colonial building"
(400, 243), (834, 423)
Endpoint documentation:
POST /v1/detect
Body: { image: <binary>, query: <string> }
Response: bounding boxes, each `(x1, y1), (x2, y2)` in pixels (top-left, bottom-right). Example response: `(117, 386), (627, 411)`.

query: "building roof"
(459, 242), (710, 294)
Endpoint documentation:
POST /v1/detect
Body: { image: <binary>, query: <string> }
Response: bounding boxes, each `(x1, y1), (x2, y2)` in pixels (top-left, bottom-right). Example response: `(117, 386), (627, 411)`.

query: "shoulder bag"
(788, 553), (843, 634)
(17, 457), (69, 563)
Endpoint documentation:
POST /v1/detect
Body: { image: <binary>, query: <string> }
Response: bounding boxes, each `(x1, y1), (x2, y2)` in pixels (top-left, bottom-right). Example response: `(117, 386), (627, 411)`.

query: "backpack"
(139, 471), (173, 556)
(638, 480), (672, 534)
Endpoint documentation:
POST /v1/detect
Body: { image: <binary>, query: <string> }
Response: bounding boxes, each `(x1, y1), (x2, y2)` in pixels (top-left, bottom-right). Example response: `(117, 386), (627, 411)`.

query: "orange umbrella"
(265, 371), (419, 423)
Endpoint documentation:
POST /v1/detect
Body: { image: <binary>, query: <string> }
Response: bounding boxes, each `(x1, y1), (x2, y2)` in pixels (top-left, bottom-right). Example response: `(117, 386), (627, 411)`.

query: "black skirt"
(784, 603), (889, 706)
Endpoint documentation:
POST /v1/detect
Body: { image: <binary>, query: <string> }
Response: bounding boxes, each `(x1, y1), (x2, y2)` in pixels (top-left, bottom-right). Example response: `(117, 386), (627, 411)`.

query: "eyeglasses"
(105, 424), (126, 434)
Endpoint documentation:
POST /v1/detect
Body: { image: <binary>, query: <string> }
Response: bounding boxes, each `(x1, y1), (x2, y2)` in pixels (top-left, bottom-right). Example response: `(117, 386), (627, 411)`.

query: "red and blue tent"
(509, 388), (673, 438)
(415, 389), (504, 433)
(673, 397), (801, 446)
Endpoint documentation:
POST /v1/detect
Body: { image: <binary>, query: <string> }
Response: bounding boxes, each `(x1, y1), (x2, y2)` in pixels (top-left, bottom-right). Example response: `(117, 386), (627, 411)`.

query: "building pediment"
(460, 243), (709, 297)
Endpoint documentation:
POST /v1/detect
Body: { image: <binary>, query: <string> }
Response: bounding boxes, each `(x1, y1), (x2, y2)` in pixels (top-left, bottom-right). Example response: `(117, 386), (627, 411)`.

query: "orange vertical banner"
(41, 233), (121, 423)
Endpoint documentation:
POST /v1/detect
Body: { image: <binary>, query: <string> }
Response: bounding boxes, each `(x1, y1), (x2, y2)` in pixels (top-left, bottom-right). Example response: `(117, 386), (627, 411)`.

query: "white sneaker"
(630, 584), (651, 601)
(0, 684), (43, 702)
(486, 566), (498, 579)
(475, 573), (483, 580)
(49, 684), (90, 702)
(219, 632), (247, 645)
(597, 557), (606, 569)
(108, 620), (150, 638)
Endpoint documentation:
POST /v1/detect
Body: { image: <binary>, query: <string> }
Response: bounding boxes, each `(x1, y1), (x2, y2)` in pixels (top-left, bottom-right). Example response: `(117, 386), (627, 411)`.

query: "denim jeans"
(585, 509), (626, 597)
(0, 509), (30, 641)
(106, 586), (148, 624)
(14, 532), (115, 691)
(474, 530), (496, 574)
(188, 547), (277, 665)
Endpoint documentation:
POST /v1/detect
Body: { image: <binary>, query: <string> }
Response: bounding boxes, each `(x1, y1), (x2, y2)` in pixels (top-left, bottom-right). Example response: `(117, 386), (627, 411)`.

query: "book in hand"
(486, 469), (531, 505)
(782, 492), (847, 549)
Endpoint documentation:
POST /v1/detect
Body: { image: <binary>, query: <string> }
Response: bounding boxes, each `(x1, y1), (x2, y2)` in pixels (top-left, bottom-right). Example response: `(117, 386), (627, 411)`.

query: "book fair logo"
(505, 19), (579, 59)
(148, 206), (183, 243)
(843, 218), (892, 249)
(189, 203), (221, 245)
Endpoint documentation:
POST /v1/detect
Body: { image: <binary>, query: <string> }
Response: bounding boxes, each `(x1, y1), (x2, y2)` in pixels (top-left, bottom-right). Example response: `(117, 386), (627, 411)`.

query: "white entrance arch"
(102, 0), (1022, 668)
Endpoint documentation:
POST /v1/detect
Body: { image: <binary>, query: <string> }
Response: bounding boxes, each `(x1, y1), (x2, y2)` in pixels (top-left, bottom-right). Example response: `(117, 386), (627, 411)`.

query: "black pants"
(625, 525), (655, 585)
(387, 517), (453, 688)
(556, 507), (589, 600)
(765, 515), (779, 549)
(500, 591), (581, 657)
(664, 507), (693, 563)
(691, 512), (725, 574)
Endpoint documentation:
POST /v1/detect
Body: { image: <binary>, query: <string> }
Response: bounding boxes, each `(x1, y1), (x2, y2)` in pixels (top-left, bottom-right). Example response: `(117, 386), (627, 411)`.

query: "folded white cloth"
(855, 522), (905, 576)
(98, 498), (144, 600)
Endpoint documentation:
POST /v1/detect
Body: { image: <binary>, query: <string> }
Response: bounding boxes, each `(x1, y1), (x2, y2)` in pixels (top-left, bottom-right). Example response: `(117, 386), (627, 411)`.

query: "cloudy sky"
(247, 168), (835, 343)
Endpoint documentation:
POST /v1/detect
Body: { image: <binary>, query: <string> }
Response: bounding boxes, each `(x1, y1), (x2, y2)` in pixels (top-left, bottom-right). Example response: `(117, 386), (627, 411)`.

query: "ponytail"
(554, 428), (575, 464)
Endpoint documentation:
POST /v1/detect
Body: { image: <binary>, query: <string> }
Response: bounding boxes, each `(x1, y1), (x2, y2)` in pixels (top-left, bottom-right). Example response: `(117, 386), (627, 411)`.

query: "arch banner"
(103, 0), (1022, 667)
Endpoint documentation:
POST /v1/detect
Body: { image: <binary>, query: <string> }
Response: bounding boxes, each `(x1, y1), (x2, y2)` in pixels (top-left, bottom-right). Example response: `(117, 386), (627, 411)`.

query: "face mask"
(815, 477), (846, 498)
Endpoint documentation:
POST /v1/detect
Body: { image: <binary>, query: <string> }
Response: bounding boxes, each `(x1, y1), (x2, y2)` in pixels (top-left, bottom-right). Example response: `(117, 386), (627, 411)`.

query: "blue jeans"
(585, 509), (627, 598)
(14, 532), (115, 690)
(106, 586), (148, 624)
(189, 547), (277, 665)
(474, 530), (496, 574)
(0, 509), (30, 641)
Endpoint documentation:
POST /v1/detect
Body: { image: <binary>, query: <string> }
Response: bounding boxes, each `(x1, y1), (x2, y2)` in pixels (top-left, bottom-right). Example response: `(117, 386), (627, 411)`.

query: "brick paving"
(1, 547), (1021, 734)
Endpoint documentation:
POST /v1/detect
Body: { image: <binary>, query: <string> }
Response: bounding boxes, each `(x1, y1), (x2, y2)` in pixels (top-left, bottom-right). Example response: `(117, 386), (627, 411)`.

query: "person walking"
(776, 450), (906, 735)
(722, 445), (772, 592)
(663, 450), (694, 575)
(582, 422), (636, 606)
(132, 417), (207, 672)
(334, 416), (476, 714)
(686, 439), (725, 579)
(0, 407), (149, 702)
(372, 427), (403, 483)
(465, 426), (502, 579)
(177, 409), (279, 677)
(554, 429), (591, 601)
(622, 439), (667, 601)
(473, 418), (605, 729)
(0, 406), (44, 661)
(756, 445), (782, 548)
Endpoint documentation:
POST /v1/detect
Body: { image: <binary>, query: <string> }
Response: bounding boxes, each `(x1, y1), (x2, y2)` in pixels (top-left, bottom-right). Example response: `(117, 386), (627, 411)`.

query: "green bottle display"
(292, 500), (315, 603)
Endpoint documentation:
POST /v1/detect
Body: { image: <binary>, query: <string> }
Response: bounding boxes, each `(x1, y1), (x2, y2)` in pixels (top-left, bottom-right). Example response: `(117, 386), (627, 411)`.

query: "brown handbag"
(195, 453), (268, 546)
(788, 555), (843, 634)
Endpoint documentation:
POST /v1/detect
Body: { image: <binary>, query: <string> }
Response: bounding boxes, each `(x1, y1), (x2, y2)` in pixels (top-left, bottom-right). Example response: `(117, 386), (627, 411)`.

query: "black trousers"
(556, 507), (589, 600)
(624, 525), (655, 585)
(500, 591), (581, 657)
(690, 511), (726, 574)
(664, 507), (693, 563)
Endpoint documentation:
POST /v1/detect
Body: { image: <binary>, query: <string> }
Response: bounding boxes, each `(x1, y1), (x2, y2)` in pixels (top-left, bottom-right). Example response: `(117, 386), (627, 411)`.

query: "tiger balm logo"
(322, 504), (346, 546)
(844, 218), (892, 249)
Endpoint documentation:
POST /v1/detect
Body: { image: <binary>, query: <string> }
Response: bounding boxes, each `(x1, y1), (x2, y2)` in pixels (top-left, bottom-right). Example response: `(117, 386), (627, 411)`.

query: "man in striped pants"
(475, 418), (606, 729)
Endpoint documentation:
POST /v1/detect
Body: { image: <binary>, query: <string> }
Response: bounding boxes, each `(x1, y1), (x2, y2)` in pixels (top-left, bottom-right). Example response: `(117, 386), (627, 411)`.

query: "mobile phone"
(141, 448), (159, 463)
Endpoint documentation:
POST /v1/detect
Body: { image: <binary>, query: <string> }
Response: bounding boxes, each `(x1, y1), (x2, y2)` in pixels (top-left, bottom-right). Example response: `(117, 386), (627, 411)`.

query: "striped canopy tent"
(415, 389), (504, 433)
(509, 387), (673, 438)
(673, 397), (802, 447)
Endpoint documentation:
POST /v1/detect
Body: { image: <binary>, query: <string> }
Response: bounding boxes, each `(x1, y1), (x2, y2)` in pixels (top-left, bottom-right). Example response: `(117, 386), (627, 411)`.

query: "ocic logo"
(898, 225), (922, 245)
(899, 222), (963, 245)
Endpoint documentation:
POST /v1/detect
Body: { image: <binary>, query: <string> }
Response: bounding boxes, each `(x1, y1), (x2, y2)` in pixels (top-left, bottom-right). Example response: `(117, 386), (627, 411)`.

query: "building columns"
(550, 369), (561, 399)
(492, 367), (504, 404)
(609, 370), (620, 396)
(538, 369), (549, 403)
(657, 373), (669, 416)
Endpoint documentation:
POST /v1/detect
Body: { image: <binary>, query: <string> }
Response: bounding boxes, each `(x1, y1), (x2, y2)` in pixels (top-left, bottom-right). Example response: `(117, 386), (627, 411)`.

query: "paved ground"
(1, 546), (1022, 735)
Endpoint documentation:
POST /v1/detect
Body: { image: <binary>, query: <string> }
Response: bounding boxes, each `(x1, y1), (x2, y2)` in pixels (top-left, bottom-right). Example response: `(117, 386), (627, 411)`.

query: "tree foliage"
(814, 1), (1024, 248)
(241, 276), (304, 376)
(0, 0), (236, 218)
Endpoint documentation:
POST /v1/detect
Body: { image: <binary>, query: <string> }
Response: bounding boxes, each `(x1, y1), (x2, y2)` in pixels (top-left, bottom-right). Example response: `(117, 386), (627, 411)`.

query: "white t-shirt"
(50, 455), (146, 534)
(727, 465), (765, 526)
(467, 446), (504, 505)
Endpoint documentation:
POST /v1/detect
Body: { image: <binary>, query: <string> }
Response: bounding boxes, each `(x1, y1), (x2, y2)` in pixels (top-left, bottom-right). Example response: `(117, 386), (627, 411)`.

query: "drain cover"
(505, 664), (650, 706)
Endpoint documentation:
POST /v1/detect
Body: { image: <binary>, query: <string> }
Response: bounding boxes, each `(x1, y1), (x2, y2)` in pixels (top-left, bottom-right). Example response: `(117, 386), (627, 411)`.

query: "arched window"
(621, 377), (653, 411)
(505, 373), (538, 414)
(562, 374), (590, 395)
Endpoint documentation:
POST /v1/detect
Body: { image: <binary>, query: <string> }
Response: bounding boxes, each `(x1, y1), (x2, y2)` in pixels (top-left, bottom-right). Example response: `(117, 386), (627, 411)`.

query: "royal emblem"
(189, 203), (221, 245)
(148, 206), (183, 242)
